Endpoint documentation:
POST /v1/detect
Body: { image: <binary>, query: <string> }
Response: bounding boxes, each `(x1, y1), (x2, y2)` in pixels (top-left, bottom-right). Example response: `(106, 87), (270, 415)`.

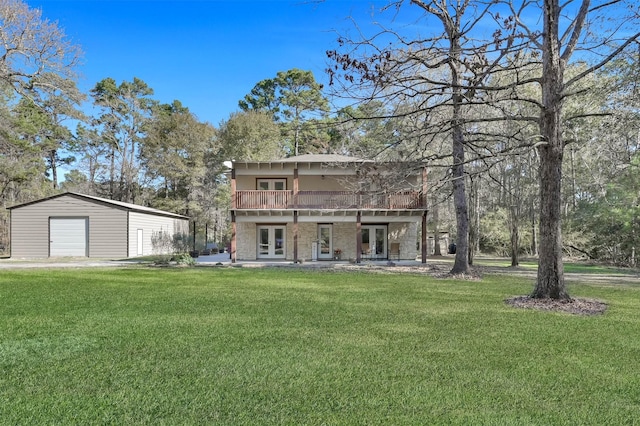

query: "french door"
(257, 226), (286, 259)
(362, 225), (387, 259)
(318, 224), (333, 260)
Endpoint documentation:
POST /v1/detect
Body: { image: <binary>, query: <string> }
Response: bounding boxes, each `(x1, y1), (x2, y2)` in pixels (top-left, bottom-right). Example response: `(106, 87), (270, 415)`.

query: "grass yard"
(0, 267), (639, 425)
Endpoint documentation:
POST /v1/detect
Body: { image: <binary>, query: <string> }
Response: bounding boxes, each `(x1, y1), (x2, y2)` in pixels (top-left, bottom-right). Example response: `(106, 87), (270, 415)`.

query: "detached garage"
(8, 192), (190, 259)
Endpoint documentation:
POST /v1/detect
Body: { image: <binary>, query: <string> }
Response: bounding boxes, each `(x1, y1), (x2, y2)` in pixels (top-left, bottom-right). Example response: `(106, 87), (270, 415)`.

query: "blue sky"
(30, 0), (389, 126)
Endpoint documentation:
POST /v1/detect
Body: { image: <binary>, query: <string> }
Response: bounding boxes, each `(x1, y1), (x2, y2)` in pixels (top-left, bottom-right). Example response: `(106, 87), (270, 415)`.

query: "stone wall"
(331, 223), (357, 260)
(287, 223), (315, 260)
(388, 222), (418, 260)
(236, 222), (256, 260)
(235, 220), (419, 261)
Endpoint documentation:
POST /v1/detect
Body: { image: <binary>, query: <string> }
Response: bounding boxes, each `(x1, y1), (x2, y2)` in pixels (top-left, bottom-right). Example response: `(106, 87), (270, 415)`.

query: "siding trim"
(126, 211), (130, 257)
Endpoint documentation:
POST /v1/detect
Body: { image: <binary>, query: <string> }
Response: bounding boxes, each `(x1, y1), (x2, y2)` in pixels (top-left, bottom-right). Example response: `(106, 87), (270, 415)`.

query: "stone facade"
(236, 220), (419, 261)
(330, 223), (357, 260)
(236, 222), (257, 260)
(388, 222), (419, 260)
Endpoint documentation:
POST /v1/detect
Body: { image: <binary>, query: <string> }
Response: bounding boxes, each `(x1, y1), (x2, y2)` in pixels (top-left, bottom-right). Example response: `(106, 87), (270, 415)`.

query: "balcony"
(234, 190), (424, 210)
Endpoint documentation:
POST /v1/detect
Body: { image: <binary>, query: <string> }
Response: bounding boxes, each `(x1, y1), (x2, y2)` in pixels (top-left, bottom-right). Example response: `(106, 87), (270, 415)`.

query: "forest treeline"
(0, 0), (638, 271)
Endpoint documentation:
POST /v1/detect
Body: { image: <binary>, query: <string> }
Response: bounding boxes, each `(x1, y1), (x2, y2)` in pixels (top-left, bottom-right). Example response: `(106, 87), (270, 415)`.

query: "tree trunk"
(510, 204), (519, 267)
(450, 109), (470, 274)
(109, 148), (115, 199)
(534, 144), (567, 298)
(49, 150), (58, 190)
(449, 38), (470, 275)
(433, 201), (442, 256)
(531, 207), (537, 256)
(468, 175), (477, 266)
(532, 0), (569, 299)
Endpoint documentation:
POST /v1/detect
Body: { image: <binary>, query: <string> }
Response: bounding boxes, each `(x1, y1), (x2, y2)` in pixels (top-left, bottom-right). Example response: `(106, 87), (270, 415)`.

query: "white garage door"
(50, 218), (88, 257)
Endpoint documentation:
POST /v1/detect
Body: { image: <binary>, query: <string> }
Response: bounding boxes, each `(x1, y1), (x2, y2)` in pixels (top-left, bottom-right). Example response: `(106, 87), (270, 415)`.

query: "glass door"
(361, 225), (387, 260)
(258, 227), (270, 257)
(273, 227), (285, 256)
(318, 225), (333, 260)
(257, 226), (286, 259)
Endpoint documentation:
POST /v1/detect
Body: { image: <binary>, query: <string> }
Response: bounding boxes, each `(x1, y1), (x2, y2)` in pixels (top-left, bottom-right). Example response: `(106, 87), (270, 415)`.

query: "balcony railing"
(234, 190), (423, 209)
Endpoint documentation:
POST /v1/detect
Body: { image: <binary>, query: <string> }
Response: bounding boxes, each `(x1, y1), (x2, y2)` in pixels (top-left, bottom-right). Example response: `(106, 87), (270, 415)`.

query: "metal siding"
(128, 212), (189, 256)
(10, 201), (53, 258)
(50, 218), (88, 256)
(137, 229), (144, 255)
(10, 194), (128, 258)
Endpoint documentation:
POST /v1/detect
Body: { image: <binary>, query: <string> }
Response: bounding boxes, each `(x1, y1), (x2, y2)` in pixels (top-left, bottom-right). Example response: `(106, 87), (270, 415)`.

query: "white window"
(257, 179), (286, 190)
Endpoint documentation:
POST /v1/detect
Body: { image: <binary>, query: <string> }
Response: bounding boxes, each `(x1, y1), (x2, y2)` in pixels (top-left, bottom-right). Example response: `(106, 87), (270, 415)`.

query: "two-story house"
(229, 154), (428, 263)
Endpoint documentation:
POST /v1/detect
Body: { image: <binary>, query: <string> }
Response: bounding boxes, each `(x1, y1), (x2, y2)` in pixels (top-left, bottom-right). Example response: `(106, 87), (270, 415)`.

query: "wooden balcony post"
(293, 168), (299, 208)
(231, 211), (237, 263)
(421, 166), (428, 208)
(422, 210), (427, 264)
(231, 167), (237, 209)
(293, 211), (298, 263)
(356, 211), (362, 263)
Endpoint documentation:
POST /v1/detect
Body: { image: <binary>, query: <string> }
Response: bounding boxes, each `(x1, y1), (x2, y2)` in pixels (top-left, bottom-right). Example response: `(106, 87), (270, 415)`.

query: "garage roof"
(8, 192), (190, 220)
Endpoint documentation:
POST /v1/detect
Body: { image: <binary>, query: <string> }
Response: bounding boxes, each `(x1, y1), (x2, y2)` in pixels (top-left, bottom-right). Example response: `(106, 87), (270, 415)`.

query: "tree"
(565, 55), (640, 266)
(327, 0), (638, 289)
(240, 68), (330, 155)
(0, 0), (81, 99)
(0, 0), (82, 250)
(331, 102), (401, 157)
(327, 0), (519, 274)
(90, 77), (156, 203)
(67, 123), (109, 195)
(238, 79), (279, 115)
(512, 0), (640, 299)
(140, 100), (216, 219)
(218, 110), (284, 161)
(13, 89), (85, 189)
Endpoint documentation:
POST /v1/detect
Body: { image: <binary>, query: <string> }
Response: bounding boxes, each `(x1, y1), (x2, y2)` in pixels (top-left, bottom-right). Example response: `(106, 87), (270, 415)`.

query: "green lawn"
(1, 267), (639, 424)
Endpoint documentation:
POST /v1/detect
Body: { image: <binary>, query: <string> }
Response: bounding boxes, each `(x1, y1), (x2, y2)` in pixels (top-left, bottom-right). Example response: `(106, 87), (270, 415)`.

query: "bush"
(151, 230), (174, 255)
(172, 253), (196, 266)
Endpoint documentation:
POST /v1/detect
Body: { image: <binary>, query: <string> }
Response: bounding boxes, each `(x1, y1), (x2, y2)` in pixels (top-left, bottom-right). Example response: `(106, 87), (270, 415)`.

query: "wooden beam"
(356, 211), (362, 263)
(421, 210), (427, 264)
(231, 211), (237, 263)
(293, 168), (299, 208)
(421, 166), (428, 208)
(231, 167), (237, 209)
(293, 211), (299, 263)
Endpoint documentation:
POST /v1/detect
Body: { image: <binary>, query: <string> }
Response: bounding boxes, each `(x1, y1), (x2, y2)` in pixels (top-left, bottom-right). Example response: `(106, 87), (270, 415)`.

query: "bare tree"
(0, 0), (83, 252)
(507, 0), (640, 298)
(327, 0), (520, 274)
(0, 0), (81, 97)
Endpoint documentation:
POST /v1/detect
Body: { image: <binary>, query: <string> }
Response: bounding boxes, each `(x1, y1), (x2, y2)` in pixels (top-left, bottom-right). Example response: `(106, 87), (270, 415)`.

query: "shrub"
(172, 252), (196, 266)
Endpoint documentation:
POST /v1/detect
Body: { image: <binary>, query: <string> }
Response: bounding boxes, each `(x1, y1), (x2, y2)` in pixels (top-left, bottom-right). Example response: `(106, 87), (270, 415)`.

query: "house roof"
(232, 154), (369, 166)
(277, 154), (368, 163)
(8, 192), (190, 220)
